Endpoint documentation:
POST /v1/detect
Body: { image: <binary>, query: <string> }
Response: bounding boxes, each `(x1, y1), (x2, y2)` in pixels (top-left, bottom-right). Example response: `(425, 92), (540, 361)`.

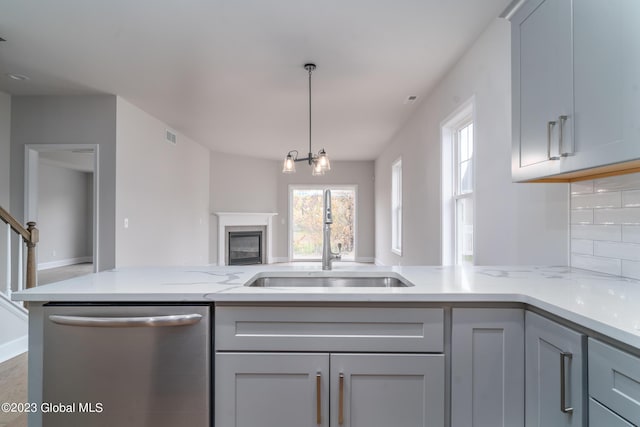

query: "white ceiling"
(0, 0), (510, 161)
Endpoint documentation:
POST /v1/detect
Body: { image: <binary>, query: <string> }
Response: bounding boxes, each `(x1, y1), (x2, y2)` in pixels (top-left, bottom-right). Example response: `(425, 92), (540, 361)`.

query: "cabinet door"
(330, 353), (444, 427)
(451, 308), (524, 427)
(570, 0), (640, 171)
(215, 353), (329, 427)
(511, 0), (572, 181)
(525, 311), (585, 427)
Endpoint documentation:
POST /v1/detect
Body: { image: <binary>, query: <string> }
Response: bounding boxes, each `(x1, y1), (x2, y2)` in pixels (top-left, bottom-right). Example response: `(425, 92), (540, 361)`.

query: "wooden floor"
(0, 353), (27, 427)
(38, 262), (93, 285)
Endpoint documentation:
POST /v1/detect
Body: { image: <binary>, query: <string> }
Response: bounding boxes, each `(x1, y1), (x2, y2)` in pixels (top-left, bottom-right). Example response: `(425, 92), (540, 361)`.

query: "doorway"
(24, 144), (99, 277)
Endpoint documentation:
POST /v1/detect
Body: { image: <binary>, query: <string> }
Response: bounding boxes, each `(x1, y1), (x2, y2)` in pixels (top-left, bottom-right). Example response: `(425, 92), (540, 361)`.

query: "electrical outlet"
(124, 218), (129, 229)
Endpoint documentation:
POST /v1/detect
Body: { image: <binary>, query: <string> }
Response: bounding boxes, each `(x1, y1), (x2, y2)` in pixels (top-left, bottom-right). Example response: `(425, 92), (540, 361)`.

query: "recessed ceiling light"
(6, 73), (30, 81)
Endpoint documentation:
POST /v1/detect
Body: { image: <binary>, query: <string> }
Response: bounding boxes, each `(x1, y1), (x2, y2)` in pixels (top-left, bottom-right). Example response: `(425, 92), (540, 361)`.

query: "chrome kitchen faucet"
(322, 189), (341, 270)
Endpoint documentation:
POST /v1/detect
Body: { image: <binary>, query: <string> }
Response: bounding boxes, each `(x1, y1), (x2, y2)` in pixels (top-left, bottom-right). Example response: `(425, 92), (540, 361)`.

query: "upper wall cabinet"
(511, 0), (640, 182)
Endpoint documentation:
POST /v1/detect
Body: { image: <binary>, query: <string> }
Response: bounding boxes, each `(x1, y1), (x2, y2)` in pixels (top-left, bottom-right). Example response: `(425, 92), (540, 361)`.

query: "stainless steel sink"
(246, 276), (412, 288)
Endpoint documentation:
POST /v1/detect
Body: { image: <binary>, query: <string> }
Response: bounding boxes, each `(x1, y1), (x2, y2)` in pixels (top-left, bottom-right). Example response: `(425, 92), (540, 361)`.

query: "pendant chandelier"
(282, 63), (330, 176)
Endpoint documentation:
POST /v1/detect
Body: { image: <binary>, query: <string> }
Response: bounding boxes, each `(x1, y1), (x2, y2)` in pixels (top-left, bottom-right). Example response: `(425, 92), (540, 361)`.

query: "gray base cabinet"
(525, 311), (585, 427)
(589, 338), (640, 426)
(216, 353), (330, 427)
(451, 308), (524, 427)
(215, 306), (445, 427)
(215, 352), (444, 427)
(589, 398), (635, 427)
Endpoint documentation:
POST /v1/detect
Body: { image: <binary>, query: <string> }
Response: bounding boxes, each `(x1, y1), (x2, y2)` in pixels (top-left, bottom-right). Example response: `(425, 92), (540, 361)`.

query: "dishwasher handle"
(48, 313), (203, 328)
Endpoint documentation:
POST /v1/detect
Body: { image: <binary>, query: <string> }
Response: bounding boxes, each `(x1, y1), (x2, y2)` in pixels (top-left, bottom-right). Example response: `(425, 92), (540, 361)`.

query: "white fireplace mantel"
(213, 212), (278, 266)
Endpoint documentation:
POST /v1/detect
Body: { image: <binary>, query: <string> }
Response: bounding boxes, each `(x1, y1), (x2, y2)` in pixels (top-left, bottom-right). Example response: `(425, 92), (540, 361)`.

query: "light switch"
(124, 218), (129, 229)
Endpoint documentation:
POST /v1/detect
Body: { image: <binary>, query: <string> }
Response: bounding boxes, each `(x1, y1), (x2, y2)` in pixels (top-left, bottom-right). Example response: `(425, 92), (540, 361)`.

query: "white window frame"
(288, 184), (358, 262)
(441, 98), (475, 266)
(391, 157), (402, 256)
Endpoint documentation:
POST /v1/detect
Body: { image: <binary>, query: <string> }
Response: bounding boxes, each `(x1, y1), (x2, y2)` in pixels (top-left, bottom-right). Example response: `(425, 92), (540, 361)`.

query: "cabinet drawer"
(215, 306), (443, 352)
(589, 398), (635, 427)
(589, 338), (640, 424)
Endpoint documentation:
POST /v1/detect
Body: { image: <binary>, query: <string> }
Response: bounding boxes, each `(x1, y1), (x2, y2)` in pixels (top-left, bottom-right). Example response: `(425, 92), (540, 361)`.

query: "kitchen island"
(13, 265), (640, 427)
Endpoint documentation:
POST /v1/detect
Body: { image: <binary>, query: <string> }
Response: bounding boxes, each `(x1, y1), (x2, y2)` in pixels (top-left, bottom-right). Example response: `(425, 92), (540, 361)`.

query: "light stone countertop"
(13, 264), (640, 351)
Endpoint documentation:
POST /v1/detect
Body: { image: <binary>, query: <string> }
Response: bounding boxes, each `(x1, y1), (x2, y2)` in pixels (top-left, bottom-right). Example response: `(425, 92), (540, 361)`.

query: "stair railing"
(0, 206), (38, 301)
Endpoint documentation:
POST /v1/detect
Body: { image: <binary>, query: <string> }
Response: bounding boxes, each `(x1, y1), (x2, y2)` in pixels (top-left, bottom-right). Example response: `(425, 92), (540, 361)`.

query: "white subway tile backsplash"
(571, 254), (622, 276)
(622, 190), (640, 207)
(593, 207), (640, 225)
(571, 239), (594, 255)
(594, 241), (640, 261)
(623, 225), (640, 243)
(571, 224), (622, 241)
(571, 181), (594, 195)
(571, 192), (621, 209)
(571, 209), (593, 224)
(570, 172), (640, 278)
(622, 260), (640, 280)
(594, 173), (640, 192)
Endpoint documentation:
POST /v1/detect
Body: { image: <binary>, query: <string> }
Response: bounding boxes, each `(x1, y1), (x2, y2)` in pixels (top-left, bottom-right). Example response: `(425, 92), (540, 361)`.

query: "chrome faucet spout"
(322, 189), (340, 270)
(324, 189), (333, 224)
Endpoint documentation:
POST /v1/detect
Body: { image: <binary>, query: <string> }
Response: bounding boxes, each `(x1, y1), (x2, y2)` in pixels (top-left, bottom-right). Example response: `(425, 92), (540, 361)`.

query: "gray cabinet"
(511, 0), (572, 180)
(215, 352), (444, 427)
(451, 308), (524, 427)
(589, 338), (640, 426)
(589, 398), (635, 427)
(215, 353), (330, 427)
(215, 305), (445, 427)
(525, 311), (585, 427)
(511, 0), (640, 182)
(330, 354), (444, 427)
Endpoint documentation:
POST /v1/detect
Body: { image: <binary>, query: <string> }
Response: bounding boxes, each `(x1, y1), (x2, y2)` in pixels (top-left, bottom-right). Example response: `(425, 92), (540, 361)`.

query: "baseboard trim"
(38, 256), (93, 271)
(0, 335), (28, 365)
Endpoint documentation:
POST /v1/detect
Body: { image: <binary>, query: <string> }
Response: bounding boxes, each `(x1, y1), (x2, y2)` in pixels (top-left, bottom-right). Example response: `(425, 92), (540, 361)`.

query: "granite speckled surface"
(13, 264), (640, 350)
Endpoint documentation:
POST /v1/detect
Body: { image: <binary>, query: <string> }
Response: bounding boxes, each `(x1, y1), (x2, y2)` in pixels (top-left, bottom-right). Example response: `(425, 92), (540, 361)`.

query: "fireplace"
(214, 212), (277, 265)
(228, 231), (263, 265)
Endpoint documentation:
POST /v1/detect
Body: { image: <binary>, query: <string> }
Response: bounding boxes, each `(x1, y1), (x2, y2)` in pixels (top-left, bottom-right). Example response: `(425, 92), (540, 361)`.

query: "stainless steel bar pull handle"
(547, 121), (559, 160)
(49, 313), (203, 327)
(338, 373), (345, 425)
(558, 115), (570, 156)
(560, 352), (574, 414)
(316, 373), (322, 425)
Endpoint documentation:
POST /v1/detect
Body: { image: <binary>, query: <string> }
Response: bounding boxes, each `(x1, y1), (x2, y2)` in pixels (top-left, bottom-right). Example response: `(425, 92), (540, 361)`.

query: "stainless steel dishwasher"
(42, 304), (210, 427)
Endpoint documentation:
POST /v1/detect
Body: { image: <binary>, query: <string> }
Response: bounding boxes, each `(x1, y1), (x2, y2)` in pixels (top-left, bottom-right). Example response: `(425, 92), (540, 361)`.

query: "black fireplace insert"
(228, 231), (262, 265)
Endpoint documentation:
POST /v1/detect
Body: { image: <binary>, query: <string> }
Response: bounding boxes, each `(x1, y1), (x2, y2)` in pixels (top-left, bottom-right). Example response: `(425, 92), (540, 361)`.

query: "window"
(453, 121), (474, 265)
(442, 99), (474, 265)
(289, 186), (356, 261)
(391, 158), (402, 255)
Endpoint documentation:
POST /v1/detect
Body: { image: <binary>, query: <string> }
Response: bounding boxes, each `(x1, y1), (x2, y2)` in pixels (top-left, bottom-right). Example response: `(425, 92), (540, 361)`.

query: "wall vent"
(404, 95), (418, 105)
(165, 129), (177, 145)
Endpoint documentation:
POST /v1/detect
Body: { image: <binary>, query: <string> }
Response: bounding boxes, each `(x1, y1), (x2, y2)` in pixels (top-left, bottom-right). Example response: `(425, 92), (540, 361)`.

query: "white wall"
(11, 95), (118, 270)
(375, 19), (568, 266)
(37, 161), (92, 267)
(209, 152), (279, 264)
(115, 97), (210, 267)
(0, 92), (10, 281)
(209, 151), (375, 263)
